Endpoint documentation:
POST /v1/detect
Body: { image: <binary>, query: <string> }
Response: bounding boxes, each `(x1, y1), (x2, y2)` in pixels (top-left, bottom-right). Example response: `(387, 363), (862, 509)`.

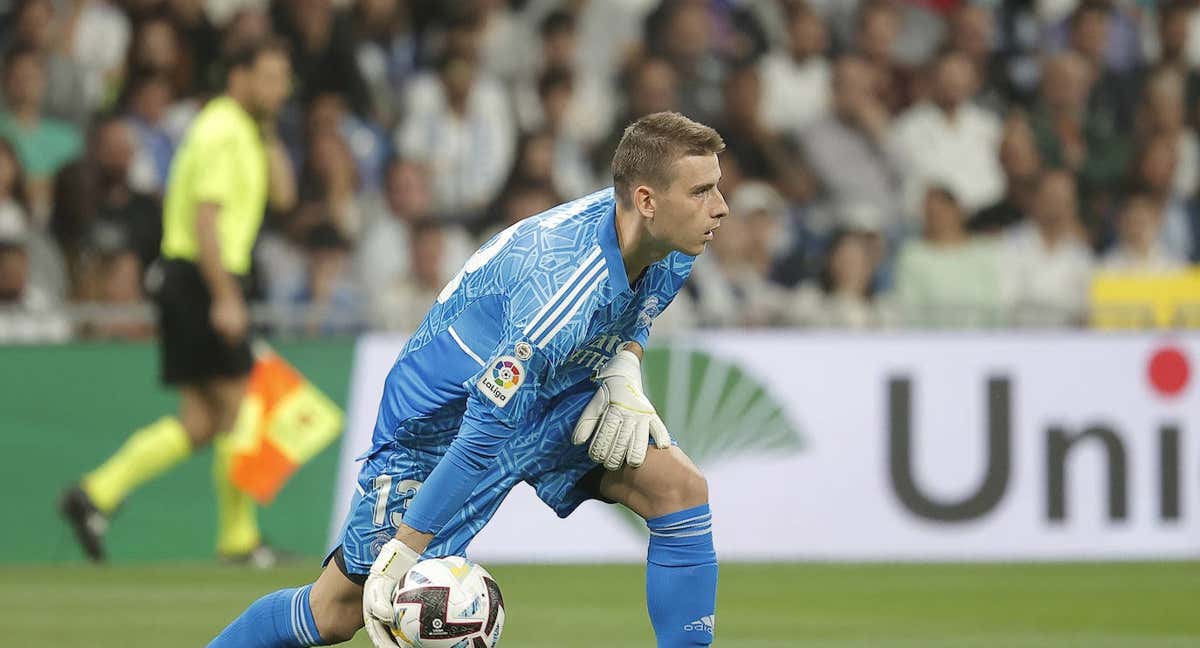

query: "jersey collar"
(598, 197), (632, 294)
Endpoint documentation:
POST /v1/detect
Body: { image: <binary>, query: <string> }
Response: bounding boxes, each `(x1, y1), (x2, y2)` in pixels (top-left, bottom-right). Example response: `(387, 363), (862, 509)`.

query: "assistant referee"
(60, 39), (297, 564)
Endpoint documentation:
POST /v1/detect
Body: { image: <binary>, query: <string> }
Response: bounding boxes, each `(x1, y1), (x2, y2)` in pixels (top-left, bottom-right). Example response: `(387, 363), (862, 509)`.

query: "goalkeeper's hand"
(362, 538), (421, 648)
(571, 349), (671, 470)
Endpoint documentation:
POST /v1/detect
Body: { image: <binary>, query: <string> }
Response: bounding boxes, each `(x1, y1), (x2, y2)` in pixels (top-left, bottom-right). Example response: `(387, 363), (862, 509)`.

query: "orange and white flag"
(228, 345), (344, 504)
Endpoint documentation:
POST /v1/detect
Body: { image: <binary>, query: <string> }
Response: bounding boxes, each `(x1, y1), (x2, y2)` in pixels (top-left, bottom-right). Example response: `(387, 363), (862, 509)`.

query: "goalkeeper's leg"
(599, 446), (716, 647)
(208, 560), (363, 647)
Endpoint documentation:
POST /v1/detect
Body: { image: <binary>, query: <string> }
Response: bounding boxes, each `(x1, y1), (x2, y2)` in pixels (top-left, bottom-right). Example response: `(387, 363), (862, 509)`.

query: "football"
(387, 556), (505, 648)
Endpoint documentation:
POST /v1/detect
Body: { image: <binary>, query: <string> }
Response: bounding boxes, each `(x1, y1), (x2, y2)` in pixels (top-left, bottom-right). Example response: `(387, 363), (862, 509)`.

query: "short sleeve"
(191, 135), (240, 205)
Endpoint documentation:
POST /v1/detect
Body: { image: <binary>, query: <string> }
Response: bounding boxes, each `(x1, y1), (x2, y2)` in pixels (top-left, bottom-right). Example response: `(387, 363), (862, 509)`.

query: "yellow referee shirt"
(160, 96), (267, 276)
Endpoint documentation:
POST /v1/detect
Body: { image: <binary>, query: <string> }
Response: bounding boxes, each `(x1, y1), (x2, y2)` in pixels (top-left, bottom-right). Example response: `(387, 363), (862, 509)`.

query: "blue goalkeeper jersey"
(369, 188), (693, 456)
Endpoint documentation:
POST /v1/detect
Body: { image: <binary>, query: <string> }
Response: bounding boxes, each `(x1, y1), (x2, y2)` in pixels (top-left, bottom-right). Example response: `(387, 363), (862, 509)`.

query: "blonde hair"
(611, 112), (724, 207)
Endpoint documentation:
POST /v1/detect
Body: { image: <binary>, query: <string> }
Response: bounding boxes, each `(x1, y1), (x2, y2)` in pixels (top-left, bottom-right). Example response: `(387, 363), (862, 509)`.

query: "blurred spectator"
(788, 229), (883, 328)
(1127, 134), (1195, 262)
(893, 49), (1004, 219)
(395, 52), (515, 220)
(854, 0), (913, 114)
(274, 0), (370, 115)
(122, 73), (178, 194)
(299, 128), (363, 241)
(1150, 1), (1200, 124)
(530, 69), (600, 200)
(496, 181), (557, 229)
(373, 220), (452, 332)
(293, 221), (364, 336)
(75, 219), (153, 339)
(1150, 1), (1195, 72)
(66, 0), (131, 114)
(947, 3), (1010, 113)
(1099, 194), (1183, 273)
(1060, 1), (1139, 130)
(0, 44), (83, 223)
(163, 0), (219, 96)
(1137, 67), (1198, 200)
(305, 92), (388, 194)
(646, 0), (727, 125)
(353, 0), (419, 128)
(969, 114), (1043, 234)
(0, 200), (69, 342)
(0, 135), (65, 302)
(593, 56), (679, 174)
(51, 117), (160, 293)
(505, 131), (557, 194)
(893, 186), (1005, 327)
(572, 0), (659, 83)
(757, 1), (831, 138)
(689, 182), (791, 327)
(356, 158), (472, 326)
(1002, 169), (1095, 327)
(715, 64), (810, 201)
(124, 17), (192, 100)
(1029, 51), (1130, 220)
(475, 0), (539, 86)
(8, 0), (91, 125)
(801, 55), (905, 232)
(513, 10), (612, 147)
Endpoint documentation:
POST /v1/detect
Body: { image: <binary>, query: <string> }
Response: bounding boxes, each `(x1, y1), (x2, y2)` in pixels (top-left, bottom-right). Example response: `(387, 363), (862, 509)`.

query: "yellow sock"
(212, 433), (261, 556)
(81, 416), (192, 514)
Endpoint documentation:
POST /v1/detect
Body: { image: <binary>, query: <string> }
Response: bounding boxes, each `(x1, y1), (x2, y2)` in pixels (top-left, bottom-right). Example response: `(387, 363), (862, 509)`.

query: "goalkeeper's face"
(650, 153), (728, 257)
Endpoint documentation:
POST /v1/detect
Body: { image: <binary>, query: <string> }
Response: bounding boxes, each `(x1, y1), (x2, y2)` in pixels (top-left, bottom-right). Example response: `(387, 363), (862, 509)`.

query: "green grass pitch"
(2, 562), (1198, 647)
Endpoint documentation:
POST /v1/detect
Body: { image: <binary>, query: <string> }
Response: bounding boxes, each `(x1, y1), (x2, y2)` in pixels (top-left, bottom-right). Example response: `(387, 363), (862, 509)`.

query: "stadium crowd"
(0, 0), (1198, 342)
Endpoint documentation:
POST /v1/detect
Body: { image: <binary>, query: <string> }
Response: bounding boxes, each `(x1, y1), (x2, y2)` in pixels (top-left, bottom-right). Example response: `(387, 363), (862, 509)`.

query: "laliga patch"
(478, 355), (524, 407)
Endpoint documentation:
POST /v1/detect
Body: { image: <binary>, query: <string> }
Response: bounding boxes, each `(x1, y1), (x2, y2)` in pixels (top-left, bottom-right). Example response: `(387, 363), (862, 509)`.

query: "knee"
(310, 590), (364, 644)
(180, 415), (216, 448)
(650, 466), (709, 518)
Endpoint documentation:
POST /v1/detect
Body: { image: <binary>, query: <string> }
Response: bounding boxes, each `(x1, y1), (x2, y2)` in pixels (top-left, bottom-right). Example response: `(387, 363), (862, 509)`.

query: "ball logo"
(492, 360), (522, 388)
(478, 355), (525, 408)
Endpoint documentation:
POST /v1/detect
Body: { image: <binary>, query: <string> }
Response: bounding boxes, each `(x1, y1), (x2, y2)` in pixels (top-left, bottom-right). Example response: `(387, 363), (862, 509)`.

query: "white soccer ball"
(387, 556), (506, 648)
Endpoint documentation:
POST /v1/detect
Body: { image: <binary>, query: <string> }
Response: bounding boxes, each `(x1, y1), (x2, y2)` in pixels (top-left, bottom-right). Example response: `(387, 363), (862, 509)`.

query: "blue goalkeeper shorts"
(328, 388), (602, 578)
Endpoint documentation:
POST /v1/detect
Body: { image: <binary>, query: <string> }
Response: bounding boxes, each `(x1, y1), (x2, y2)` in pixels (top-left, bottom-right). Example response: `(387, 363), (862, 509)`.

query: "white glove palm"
(362, 538), (421, 648)
(571, 349), (671, 470)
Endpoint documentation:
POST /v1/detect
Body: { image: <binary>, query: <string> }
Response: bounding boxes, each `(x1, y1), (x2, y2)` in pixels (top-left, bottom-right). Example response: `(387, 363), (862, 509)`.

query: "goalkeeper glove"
(362, 538), (421, 648)
(571, 348), (671, 470)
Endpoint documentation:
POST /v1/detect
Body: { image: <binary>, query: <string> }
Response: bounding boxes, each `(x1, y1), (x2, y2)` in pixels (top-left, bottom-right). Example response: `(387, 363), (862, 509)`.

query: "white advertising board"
(333, 332), (1200, 562)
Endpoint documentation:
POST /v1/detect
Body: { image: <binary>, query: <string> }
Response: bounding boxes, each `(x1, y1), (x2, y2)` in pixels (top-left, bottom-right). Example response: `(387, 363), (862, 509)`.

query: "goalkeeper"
(211, 112), (726, 647)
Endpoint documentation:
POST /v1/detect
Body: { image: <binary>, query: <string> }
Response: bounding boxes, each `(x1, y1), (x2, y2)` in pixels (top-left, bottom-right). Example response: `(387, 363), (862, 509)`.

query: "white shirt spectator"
(355, 216), (474, 326)
(758, 52), (830, 136)
(70, 0), (131, 113)
(395, 73), (516, 216)
(0, 285), (71, 343)
(892, 101), (1005, 219)
(1173, 130), (1199, 199)
(1002, 223), (1096, 326)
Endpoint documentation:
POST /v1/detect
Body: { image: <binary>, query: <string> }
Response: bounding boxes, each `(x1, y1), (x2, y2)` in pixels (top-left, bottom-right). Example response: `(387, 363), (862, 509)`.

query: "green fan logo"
(641, 346), (806, 466)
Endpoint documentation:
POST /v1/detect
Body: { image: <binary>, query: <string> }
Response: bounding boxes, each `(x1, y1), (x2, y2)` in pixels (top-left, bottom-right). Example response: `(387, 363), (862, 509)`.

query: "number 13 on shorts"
(371, 475), (422, 528)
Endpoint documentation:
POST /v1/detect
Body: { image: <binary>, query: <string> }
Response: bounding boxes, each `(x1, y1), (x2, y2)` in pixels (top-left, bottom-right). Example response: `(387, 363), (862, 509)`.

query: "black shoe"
(220, 543), (294, 569)
(58, 485), (108, 562)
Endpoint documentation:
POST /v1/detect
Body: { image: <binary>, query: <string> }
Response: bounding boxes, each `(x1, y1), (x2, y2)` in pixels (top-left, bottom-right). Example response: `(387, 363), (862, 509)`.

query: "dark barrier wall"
(0, 340), (355, 564)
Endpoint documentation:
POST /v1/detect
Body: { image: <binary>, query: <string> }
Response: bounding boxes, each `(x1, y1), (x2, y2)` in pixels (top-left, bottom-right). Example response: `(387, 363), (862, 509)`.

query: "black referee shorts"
(152, 259), (253, 386)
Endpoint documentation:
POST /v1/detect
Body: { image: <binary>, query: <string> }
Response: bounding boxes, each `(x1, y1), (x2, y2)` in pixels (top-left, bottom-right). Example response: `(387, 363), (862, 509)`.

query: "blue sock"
(209, 584), (325, 647)
(645, 504), (718, 647)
